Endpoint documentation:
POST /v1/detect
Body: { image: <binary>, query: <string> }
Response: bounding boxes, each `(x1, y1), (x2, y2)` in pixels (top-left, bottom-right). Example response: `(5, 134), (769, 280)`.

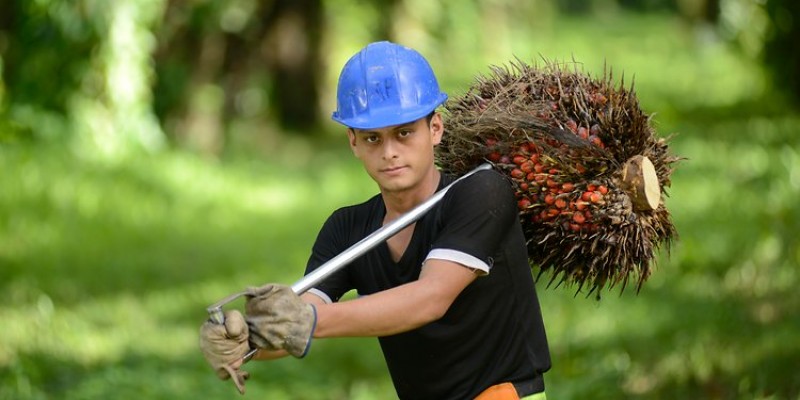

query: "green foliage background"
(1, 1), (799, 399)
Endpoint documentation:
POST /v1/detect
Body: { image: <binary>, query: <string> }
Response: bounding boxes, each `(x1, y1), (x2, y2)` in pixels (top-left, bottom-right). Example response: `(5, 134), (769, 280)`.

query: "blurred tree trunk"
(676, 0), (720, 24)
(0, 0), (96, 115)
(373, 0), (401, 40)
(763, 0), (800, 104)
(0, 0), (165, 154)
(155, 1), (234, 154)
(0, 0), (15, 109)
(259, 0), (323, 133)
(86, 0), (166, 154)
(154, 0), (324, 154)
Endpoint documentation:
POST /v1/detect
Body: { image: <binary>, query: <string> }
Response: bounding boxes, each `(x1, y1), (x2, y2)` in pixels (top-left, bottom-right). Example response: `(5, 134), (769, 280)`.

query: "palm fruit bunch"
(437, 61), (681, 294)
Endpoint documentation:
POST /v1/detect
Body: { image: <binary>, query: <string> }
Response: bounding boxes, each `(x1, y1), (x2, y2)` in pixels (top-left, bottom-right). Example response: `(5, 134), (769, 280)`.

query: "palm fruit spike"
(437, 60), (682, 295)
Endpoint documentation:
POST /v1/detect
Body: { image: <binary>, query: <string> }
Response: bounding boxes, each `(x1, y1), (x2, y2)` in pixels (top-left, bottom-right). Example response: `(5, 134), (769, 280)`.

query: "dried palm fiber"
(437, 60), (681, 295)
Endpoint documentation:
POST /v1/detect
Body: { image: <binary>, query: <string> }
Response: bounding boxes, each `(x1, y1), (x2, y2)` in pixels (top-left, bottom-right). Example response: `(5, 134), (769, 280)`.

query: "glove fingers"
(216, 367), (231, 380)
(219, 363), (247, 395)
(244, 284), (315, 358)
(200, 320), (228, 341)
(245, 284), (275, 299)
(200, 321), (233, 363)
(247, 323), (279, 351)
(223, 310), (248, 339)
(233, 370), (249, 395)
(246, 284), (297, 315)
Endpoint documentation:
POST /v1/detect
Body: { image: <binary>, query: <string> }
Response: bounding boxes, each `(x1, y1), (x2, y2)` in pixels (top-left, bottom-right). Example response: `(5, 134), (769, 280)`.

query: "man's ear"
(347, 128), (358, 152)
(430, 113), (444, 146)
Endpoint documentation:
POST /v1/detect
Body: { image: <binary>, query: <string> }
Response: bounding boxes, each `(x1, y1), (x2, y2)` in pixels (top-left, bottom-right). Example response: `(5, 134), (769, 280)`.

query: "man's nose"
(382, 138), (399, 159)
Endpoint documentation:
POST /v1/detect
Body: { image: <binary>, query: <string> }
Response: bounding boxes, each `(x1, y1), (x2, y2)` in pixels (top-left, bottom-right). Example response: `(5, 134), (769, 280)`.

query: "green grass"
(4, 116), (799, 399)
(0, 141), (389, 399)
(3, 116), (798, 399)
(2, 11), (800, 400)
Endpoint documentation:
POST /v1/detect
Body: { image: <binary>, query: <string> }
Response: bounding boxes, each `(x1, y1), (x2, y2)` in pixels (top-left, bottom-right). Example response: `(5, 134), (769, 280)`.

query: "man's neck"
(381, 167), (441, 222)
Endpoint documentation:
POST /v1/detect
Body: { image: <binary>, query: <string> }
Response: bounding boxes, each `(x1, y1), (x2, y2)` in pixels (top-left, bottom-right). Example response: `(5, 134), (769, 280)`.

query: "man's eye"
(365, 136), (379, 143)
(398, 130), (413, 138)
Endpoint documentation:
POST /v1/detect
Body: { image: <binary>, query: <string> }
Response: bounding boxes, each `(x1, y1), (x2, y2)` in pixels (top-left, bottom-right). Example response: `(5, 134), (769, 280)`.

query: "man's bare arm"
(313, 260), (478, 338)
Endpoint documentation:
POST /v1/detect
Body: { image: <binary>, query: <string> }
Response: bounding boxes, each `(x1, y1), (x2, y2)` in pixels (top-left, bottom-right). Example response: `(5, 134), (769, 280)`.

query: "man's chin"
(376, 174), (416, 193)
(379, 181), (411, 194)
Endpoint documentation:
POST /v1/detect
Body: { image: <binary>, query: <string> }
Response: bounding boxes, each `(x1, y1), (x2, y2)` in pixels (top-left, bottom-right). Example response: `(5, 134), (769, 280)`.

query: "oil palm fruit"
(437, 60), (682, 295)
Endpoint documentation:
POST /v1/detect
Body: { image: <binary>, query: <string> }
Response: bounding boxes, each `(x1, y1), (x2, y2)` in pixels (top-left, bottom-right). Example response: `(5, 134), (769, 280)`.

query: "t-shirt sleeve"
(426, 170), (518, 275)
(303, 209), (354, 303)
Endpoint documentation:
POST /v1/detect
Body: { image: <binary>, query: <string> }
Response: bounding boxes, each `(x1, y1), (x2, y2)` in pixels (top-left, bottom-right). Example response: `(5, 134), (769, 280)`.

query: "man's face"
(348, 113), (443, 194)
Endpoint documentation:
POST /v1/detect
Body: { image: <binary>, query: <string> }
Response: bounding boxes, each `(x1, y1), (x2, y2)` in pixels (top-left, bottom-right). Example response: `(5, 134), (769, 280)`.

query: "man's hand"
(199, 310), (251, 394)
(245, 284), (317, 358)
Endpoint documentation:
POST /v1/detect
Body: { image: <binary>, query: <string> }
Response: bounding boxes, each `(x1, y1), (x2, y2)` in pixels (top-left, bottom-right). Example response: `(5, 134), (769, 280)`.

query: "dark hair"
(347, 112), (438, 132)
(425, 111), (436, 124)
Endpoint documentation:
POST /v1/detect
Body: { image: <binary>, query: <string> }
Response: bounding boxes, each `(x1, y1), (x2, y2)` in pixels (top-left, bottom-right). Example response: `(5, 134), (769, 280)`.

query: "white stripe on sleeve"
(307, 288), (334, 304)
(425, 248), (491, 275)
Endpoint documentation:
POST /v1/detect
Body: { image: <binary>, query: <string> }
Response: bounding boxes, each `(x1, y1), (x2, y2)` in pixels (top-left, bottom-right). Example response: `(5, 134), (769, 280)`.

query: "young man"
(200, 41), (551, 399)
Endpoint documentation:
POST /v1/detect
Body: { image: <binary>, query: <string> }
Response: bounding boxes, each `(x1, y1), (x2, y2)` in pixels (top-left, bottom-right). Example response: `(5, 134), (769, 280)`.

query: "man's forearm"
(312, 260), (477, 338)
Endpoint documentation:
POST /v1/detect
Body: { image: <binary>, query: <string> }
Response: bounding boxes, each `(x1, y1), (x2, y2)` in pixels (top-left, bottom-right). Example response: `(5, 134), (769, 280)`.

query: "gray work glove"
(245, 284), (317, 358)
(199, 310), (251, 394)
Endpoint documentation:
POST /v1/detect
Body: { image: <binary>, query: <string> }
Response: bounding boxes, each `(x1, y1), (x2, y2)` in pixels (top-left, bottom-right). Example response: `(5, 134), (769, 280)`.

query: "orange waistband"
(475, 375), (545, 400)
(475, 382), (519, 400)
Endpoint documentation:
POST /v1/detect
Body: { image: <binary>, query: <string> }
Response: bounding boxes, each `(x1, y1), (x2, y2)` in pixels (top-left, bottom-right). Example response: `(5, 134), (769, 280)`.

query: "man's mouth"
(381, 165), (407, 175)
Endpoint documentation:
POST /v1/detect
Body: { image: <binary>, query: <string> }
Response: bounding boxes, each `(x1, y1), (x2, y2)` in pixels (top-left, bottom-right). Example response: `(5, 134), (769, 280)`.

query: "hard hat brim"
(332, 94), (448, 130)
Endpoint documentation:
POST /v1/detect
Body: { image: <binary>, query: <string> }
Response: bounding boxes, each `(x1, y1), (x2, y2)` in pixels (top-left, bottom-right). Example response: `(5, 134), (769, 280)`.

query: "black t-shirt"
(304, 169), (551, 399)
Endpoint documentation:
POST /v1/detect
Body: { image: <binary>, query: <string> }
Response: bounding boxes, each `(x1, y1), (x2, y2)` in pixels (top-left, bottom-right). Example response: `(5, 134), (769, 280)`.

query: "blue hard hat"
(331, 41), (448, 129)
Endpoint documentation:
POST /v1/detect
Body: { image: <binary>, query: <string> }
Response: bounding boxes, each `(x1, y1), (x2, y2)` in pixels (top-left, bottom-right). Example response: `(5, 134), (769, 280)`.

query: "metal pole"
(206, 163), (492, 363)
(290, 163), (491, 294)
